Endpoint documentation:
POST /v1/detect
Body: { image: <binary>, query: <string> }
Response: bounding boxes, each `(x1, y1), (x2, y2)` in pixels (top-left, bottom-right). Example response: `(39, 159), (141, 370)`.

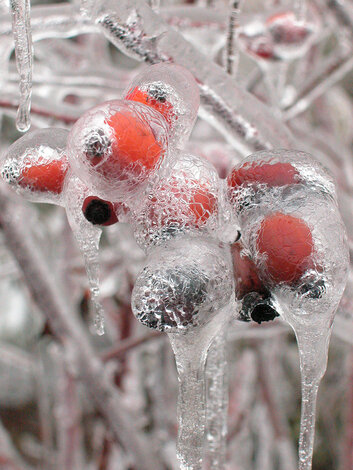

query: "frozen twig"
(0, 94), (79, 124)
(225, 0), (243, 76)
(256, 343), (297, 470)
(0, 183), (163, 470)
(327, 0), (353, 36)
(284, 53), (353, 121)
(101, 331), (163, 362)
(51, 345), (83, 470)
(0, 418), (35, 470)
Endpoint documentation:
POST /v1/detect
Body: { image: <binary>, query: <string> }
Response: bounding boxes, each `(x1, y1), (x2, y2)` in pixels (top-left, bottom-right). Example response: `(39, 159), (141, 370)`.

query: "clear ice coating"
(132, 238), (233, 469)
(10, 0), (33, 132)
(226, 149), (349, 470)
(131, 237), (233, 333)
(130, 152), (221, 252)
(124, 63), (200, 149)
(66, 99), (169, 201)
(204, 329), (229, 470)
(0, 128), (69, 205)
(168, 306), (231, 470)
(63, 174), (104, 335)
(0, 34), (351, 468)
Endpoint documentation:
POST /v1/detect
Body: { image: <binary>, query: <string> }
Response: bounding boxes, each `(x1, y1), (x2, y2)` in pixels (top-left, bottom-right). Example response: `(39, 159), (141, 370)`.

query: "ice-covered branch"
(90, 0), (295, 154)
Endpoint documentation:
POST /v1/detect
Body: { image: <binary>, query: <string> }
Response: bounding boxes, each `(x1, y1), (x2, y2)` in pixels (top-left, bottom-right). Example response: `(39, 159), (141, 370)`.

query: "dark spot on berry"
(84, 199), (112, 225)
(239, 291), (278, 324)
(250, 302), (279, 324)
(147, 83), (168, 103)
(84, 128), (111, 159)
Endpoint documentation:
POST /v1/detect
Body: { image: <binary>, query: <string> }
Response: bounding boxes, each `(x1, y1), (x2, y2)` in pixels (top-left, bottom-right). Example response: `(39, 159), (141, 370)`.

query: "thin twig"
(283, 53), (353, 121)
(101, 331), (163, 362)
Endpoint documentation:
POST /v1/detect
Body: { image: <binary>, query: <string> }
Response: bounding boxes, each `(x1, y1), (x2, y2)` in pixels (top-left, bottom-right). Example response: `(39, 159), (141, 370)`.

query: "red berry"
(149, 177), (217, 229)
(231, 242), (266, 298)
(257, 213), (313, 284)
(227, 161), (299, 189)
(126, 87), (175, 127)
(266, 11), (311, 45)
(19, 158), (68, 194)
(108, 111), (162, 171)
(84, 110), (164, 185)
(82, 196), (120, 226)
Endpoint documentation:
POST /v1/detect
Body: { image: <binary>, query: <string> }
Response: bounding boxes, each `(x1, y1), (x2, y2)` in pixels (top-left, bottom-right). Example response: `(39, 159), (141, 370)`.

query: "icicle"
(168, 309), (228, 470)
(204, 329), (228, 470)
(9, 0), (33, 132)
(64, 174), (105, 335)
(291, 324), (331, 470)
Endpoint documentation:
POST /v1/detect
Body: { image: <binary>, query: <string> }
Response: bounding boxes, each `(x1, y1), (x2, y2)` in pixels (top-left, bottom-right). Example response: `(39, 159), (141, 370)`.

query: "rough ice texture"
(130, 152), (222, 252)
(124, 63), (200, 149)
(66, 99), (169, 201)
(131, 237), (233, 333)
(0, 128), (69, 205)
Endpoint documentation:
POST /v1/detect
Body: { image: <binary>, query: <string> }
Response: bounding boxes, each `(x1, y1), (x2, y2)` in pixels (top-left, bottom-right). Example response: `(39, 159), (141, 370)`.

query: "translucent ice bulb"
(226, 149), (336, 224)
(1, 128), (69, 205)
(131, 237), (233, 333)
(130, 153), (221, 252)
(124, 63), (200, 149)
(227, 149), (349, 470)
(66, 99), (169, 201)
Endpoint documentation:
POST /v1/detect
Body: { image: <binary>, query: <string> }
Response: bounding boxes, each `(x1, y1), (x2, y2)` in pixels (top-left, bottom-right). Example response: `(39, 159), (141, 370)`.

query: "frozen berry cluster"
(0, 63), (348, 334)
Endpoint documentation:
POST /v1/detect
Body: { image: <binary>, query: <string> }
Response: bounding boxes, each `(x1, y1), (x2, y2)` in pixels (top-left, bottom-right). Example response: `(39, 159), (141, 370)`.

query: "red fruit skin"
(126, 87), (175, 127)
(231, 242), (266, 298)
(82, 196), (120, 226)
(241, 34), (275, 61)
(227, 161), (299, 189)
(90, 111), (163, 181)
(149, 178), (217, 229)
(266, 12), (311, 44)
(257, 213), (313, 284)
(19, 158), (68, 194)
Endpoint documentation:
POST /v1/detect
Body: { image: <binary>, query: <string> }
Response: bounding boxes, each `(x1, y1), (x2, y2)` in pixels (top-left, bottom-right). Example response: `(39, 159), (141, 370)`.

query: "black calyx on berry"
(84, 128), (111, 160)
(82, 196), (118, 226)
(240, 291), (279, 324)
(148, 83), (168, 103)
